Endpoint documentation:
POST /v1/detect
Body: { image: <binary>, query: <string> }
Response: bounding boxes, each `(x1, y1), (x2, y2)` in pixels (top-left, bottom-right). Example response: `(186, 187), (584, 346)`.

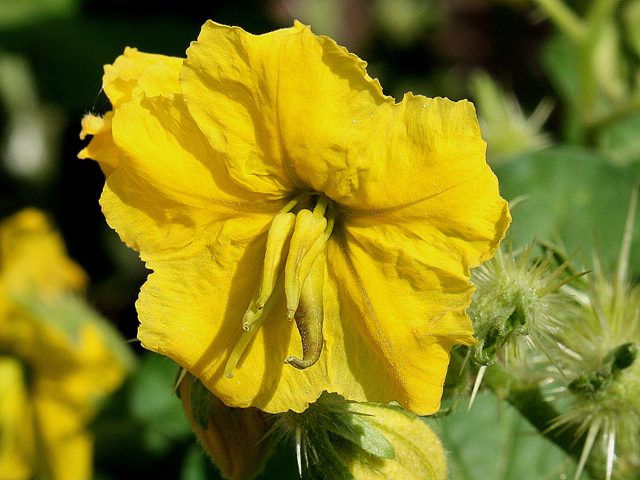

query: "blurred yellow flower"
(80, 21), (510, 415)
(0, 209), (132, 480)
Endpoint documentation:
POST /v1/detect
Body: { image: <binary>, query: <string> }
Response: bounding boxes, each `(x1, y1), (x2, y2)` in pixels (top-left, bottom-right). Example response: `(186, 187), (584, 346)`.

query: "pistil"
(284, 252), (326, 369)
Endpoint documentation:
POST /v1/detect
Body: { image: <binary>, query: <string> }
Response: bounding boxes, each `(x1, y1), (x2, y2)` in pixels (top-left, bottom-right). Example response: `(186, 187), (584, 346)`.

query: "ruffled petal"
(78, 112), (118, 175)
(331, 167), (509, 415)
(294, 94), (491, 210)
(103, 93), (284, 261)
(180, 22), (310, 197)
(103, 47), (182, 108)
(334, 94), (491, 211)
(180, 23), (489, 213)
(326, 232), (471, 415)
(79, 49), (182, 174)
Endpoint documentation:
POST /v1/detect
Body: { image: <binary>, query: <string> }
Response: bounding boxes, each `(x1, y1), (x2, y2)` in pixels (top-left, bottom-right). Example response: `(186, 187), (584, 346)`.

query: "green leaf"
(596, 111), (640, 166)
(128, 352), (191, 453)
(495, 146), (640, 274)
(188, 374), (213, 431)
(428, 394), (582, 480)
(541, 34), (583, 142)
(336, 413), (396, 460)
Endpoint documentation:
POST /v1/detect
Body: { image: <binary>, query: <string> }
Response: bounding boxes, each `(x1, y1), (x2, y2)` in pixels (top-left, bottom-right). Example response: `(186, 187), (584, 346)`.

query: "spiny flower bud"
(469, 240), (584, 368)
(470, 70), (553, 165)
(463, 237), (587, 410)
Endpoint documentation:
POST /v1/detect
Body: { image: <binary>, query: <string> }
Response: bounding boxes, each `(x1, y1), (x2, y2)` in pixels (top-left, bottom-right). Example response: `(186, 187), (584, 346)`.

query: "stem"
(535, 0), (629, 143)
(585, 0), (622, 31)
(534, 0), (586, 43)
(482, 363), (634, 480)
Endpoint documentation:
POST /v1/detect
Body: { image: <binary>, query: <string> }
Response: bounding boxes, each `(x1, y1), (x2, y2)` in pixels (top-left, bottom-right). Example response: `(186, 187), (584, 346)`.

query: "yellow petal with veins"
(103, 47), (182, 109)
(79, 48), (182, 174)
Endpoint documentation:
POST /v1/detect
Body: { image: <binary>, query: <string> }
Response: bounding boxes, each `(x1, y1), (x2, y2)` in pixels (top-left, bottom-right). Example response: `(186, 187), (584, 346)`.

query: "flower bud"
(544, 191), (640, 479)
(345, 402), (447, 480)
(469, 241), (583, 368)
(177, 372), (276, 480)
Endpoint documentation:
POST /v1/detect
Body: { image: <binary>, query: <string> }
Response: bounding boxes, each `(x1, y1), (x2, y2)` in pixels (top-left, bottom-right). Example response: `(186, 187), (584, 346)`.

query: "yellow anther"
(296, 214), (334, 292)
(255, 212), (296, 312)
(284, 209), (327, 320)
(285, 251), (325, 369)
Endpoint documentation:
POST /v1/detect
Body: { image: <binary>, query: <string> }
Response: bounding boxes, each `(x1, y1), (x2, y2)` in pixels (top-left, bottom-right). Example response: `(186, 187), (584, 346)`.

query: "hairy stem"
(482, 363), (635, 480)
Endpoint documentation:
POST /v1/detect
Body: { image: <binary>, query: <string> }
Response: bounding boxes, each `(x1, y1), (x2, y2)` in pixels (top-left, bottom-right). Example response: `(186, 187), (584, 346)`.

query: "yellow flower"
(0, 209), (132, 480)
(80, 21), (510, 415)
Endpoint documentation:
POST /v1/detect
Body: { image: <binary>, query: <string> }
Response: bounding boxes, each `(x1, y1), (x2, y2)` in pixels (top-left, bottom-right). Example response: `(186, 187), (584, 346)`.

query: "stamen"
(295, 214), (334, 292)
(279, 192), (307, 215)
(313, 194), (329, 217)
(228, 193), (334, 377)
(285, 252), (325, 369)
(284, 209), (327, 320)
(255, 212), (296, 312)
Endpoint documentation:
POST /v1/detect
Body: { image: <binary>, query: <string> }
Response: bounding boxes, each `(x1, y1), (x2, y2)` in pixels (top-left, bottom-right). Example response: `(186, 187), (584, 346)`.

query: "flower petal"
(180, 23), (489, 212)
(327, 233), (473, 415)
(103, 47), (182, 109)
(79, 48), (182, 173)
(334, 94), (491, 211)
(78, 112), (118, 175)
(103, 93), (283, 261)
(329, 168), (509, 414)
(137, 235), (402, 413)
(33, 394), (92, 480)
(180, 22), (312, 197)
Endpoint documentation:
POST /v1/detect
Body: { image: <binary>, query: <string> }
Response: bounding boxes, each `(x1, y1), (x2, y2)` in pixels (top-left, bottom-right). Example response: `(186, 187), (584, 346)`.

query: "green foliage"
(91, 352), (193, 478)
(429, 394), (582, 480)
(0, 0), (79, 29)
(495, 146), (640, 272)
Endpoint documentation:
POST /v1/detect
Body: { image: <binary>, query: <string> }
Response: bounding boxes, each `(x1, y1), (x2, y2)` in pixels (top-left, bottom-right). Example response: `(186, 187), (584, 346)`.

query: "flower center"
(225, 194), (335, 378)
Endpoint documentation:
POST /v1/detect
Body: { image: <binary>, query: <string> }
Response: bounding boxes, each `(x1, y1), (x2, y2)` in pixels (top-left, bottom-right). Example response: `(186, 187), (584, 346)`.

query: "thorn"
(574, 419), (601, 480)
(605, 428), (615, 480)
(295, 427), (303, 478)
(468, 365), (487, 411)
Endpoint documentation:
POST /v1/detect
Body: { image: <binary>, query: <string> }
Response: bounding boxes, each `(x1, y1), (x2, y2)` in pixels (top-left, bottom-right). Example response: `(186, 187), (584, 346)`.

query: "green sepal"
(329, 411), (396, 460)
(189, 374), (213, 431)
